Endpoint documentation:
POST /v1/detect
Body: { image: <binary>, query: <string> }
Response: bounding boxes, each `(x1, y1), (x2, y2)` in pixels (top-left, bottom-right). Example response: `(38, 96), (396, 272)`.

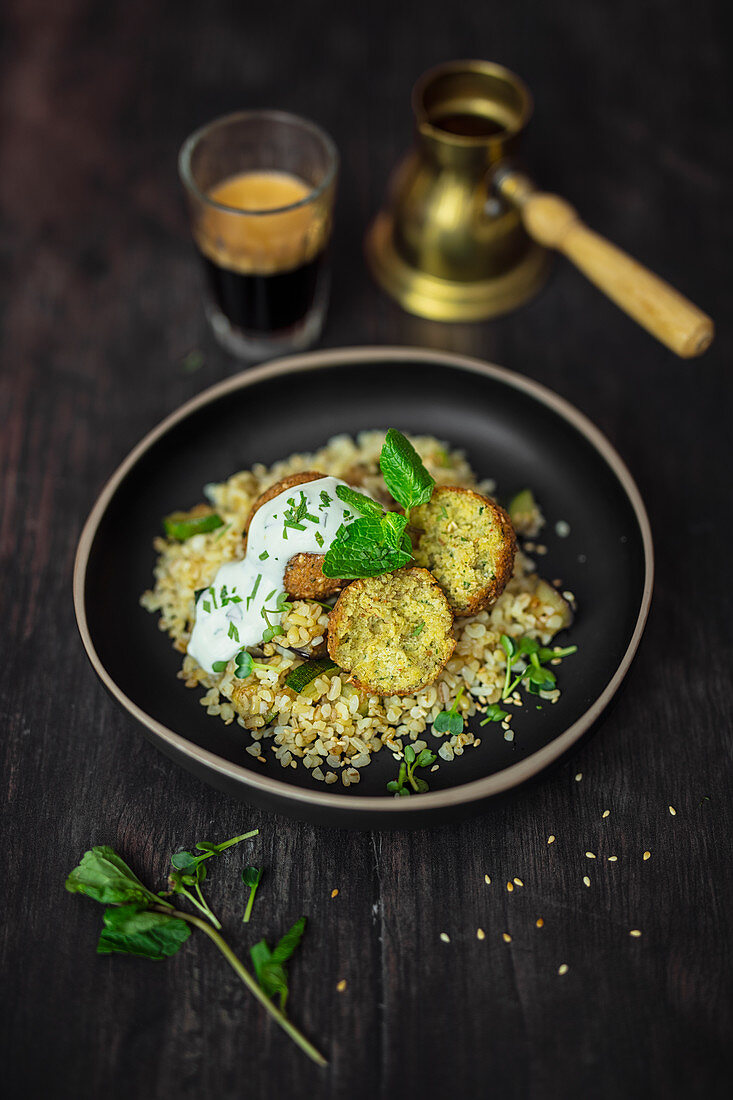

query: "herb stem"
(154, 906), (327, 1066)
(194, 881), (222, 930)
(177, 885), (222, 929)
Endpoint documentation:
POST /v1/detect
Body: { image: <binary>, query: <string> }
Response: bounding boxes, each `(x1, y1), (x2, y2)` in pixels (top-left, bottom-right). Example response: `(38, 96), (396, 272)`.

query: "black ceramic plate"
(74, 347), (653, 826)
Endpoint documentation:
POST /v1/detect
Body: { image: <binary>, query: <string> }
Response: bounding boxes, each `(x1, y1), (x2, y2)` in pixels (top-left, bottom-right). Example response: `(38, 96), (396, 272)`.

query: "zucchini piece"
(284, 657), (339, 694)
(164, 510), (224, 540)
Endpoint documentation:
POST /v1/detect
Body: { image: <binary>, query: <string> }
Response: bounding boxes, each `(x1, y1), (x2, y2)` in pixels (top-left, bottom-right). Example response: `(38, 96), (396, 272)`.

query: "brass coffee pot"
(365, 60), (713, 357)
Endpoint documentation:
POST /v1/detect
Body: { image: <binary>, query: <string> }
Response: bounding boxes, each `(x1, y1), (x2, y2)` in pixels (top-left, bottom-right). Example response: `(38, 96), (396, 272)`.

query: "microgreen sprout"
(165, 831), (259, 929)
(432, 686), (465, 736)
(480, 703), (510, 725)
(242, 866), (263, 923)
(387, 744), (437, 796)
(500, 635), (577, 700)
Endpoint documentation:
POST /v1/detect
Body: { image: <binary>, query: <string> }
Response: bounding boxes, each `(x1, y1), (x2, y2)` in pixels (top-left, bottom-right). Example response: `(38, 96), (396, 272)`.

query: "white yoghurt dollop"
(187, 476), (363, 673)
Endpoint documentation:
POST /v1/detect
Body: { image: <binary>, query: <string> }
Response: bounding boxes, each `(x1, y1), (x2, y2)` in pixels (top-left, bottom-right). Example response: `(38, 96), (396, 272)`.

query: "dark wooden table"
(2, 1), (731, 1097)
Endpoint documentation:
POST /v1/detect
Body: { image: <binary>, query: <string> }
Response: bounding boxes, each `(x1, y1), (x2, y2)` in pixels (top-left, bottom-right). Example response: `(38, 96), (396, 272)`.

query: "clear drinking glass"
(179, 111), (338, 360)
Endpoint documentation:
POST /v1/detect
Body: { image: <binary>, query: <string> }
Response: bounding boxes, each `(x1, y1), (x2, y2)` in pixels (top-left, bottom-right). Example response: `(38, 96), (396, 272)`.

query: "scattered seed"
(558, 964), (569, 975)
(337, 979), (347, 992)
(629, 929), (642, 938)
(669, 805), (677, 816)
(583, 876), (591, 887)
(476, 928), (486, 940)
(439, 932), (450, 943)
(602, 809), (610, 818)
(536, 917), (544, 928)
(506, 881), (514, 892)
(513, 877), (524, 886)
(331, 888), (339, 899)
(643, 851), (651, 861)
(504, 729), (515, 741)
(608, 856), (618, 862)
(502, 933), (512, 943)
(484, 874), (491, 885)
(547, 835), (556, 845)
(574, 773), (583, 782)
(585, 851), (596, 859)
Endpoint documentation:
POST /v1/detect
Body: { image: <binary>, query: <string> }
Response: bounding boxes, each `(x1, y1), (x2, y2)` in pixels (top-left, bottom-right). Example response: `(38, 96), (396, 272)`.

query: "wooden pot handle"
(496, 170), (714, 358)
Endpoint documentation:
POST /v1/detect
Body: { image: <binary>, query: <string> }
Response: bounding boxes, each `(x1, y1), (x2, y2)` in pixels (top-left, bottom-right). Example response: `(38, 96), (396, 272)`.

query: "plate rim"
(73, 345), (654, 815)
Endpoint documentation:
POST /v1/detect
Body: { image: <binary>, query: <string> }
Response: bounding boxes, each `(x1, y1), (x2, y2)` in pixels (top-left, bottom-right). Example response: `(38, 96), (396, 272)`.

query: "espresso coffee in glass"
(179, 111), (338, 359)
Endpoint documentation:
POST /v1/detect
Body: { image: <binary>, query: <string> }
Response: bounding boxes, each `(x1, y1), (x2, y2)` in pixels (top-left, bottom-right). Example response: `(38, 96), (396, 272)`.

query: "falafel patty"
(411, 486), (516, 614)
(244, 471), (346, 600)
(327, 568), (454, 695)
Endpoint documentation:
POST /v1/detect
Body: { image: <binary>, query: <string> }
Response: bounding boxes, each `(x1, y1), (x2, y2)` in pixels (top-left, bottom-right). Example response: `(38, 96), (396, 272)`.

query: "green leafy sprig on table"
(387, 743), (438, 797)
(500, 634), (577, 700)
(250, 917), (306, 1011)
(322, 429), (435, 580)
(165, 831), (257, 929)
(65, 842), (326, 1066)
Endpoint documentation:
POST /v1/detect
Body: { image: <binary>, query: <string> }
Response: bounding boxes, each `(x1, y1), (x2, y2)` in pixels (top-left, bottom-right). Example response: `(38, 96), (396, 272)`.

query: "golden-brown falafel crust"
(327, 567), (455, 696)
(244, 471), (345, 600)
(411, 486), (516, 614)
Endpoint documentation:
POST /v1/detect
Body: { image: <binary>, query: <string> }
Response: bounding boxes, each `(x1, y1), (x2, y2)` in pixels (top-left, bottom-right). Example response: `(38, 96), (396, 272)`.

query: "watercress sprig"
(500, 635), (577, 700)
(387, 744), (437, 796)
(65, 844), (326, 1066)
(431, 686), (465, 736)
(165, 831), (259, 929)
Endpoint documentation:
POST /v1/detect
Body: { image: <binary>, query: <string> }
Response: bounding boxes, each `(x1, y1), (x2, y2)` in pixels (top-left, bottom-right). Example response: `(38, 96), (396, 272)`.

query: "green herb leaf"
(163, 511), (224, 541)
(379, 429), (435, 513)
(322, 516), (412, 579)
(271, 916), (306, 966)
(250, 918), (306, 1012)
(480, 703), (510, 725)
(212, 660), (228, 673)
(97, 904), (191, 960)
(235, 651), (255, 678)
(335, 484), (384, 518)
(500, 634), (518, 660)
(404, 744), (416, 764)
(170, 850), (198, 874)
(416, 748), (436, 767)
(65, 847), (159, 907)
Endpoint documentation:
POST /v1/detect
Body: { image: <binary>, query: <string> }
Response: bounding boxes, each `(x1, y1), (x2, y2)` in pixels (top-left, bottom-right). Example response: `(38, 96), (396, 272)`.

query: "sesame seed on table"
(1, 1), (731, 1099)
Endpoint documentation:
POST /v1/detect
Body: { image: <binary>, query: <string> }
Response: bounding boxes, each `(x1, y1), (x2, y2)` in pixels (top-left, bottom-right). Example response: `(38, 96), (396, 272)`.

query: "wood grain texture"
(1, 1), (731, 1098)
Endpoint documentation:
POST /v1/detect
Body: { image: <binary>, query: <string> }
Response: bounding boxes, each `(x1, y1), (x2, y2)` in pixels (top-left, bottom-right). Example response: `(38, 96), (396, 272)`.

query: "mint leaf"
(65, 847), (159, 907)
(379, 430), (435, 513)
(97, 904), (191, 960)
(322, 517), (412, 578)
(250, 918), (306, 1011)
(271, 916), (306, 966)
(335, 484), (384, 518)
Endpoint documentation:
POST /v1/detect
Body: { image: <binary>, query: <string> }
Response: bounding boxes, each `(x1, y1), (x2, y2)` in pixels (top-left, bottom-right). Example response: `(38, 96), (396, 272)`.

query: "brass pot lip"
(73, 345), (654, 820)
(178, 109), (339, 216)
(412, 59), (534, 146)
